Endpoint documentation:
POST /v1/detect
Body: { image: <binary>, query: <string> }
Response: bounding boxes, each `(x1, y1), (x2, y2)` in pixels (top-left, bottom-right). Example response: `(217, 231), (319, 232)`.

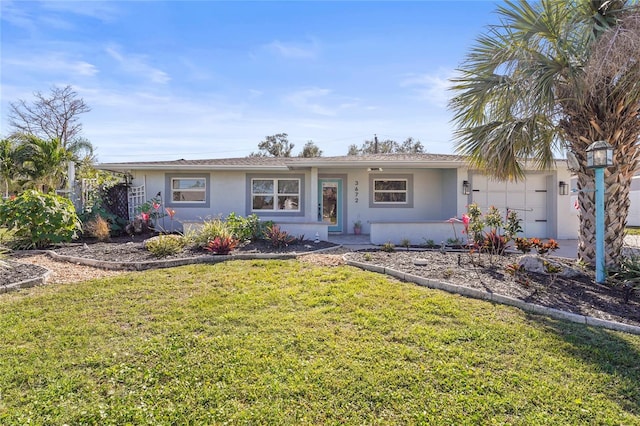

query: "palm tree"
(16, 135), (76, 193)
(0, 138), (20, 198)
(449, 0), (640, 267)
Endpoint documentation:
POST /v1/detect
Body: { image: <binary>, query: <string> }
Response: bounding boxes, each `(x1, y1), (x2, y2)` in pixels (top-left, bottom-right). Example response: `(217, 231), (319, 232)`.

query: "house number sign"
(354, 180), (359, 203)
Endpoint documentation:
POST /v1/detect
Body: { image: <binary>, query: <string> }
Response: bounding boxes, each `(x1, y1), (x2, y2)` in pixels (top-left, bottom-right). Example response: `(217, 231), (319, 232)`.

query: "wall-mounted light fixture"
(462, 180), (470, 195)
(559, 181), (569, 195)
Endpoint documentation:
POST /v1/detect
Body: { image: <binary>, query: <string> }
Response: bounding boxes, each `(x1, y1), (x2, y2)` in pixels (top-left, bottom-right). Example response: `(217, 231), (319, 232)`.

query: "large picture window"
(369, 174), (413, 208)
(171, 177), (206, 203)
(251, 178), (300, 211)
(373, 179), (408, 203)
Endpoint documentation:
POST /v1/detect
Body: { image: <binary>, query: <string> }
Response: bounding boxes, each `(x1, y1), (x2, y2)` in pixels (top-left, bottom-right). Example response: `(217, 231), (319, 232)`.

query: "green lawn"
(627, 227), (640, 236)
(1, 260), (640, 425)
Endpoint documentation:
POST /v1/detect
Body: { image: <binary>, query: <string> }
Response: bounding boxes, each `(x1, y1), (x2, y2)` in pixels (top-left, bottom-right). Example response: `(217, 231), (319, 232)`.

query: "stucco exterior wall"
(126, 164), (579, 240)
(555, 168), (579, 239)
(339, 168), (460, 234)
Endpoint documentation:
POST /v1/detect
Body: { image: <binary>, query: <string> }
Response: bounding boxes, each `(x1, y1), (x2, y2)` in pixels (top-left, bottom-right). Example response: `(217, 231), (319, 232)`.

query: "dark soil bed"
(1, 260), (48, 289)
(51, 236), (337, 263)
(4, 237), (639, 330)
(345, 250), (640, 328)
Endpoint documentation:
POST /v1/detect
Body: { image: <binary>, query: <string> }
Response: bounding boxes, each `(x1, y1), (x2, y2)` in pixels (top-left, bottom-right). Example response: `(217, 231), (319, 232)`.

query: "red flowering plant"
(205, 236), (239, 255)
(464, 203), (525, 263)
(165, 207), (177, 232)
(136, 197), (166, 230)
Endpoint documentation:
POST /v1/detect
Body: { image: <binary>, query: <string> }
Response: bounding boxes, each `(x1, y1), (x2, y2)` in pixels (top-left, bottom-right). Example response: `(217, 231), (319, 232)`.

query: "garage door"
(470, 174), (549, 238)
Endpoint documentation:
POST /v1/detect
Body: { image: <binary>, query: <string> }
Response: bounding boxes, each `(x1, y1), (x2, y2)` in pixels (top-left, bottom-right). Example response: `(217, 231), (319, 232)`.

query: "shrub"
(84, 216), (111, 241)
(0, 190), (81, 249)
(145, 234), (185, 258)
(535, 239), (559, 255)
(0, 228), (16, 263)
(263, 225), (295, 248)
(195, 218), (232, 247)
(515, 237), (534, 254)
(225, 212), (263, 242)
(381, 242), (395, 252)
(136, 197), (165, 228)
(423, 238), (436, 248)
(79, 199), (127, 236)
(609, 255), (640, 302)
(481, 230), (508, 255)
(205, 236), (239, 255)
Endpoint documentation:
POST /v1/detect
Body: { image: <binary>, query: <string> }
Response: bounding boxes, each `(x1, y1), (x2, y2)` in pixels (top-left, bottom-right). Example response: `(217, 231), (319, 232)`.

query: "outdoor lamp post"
(586, 140), (614, 283)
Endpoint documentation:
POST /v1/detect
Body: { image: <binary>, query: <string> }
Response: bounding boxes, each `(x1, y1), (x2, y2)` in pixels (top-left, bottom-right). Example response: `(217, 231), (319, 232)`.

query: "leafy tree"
(298, 140), (323, 157)
(8, 85), (92, 153)
(347, 137), (424, 155)
(449, 0), (640, 267)
(0, 138), (20, 198)
(397, 137), (425, 153)
(13, 135), (92, 193)
(250, 133), (295, 157)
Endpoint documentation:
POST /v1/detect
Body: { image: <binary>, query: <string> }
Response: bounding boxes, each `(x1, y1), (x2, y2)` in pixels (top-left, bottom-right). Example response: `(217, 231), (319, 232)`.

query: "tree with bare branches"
(8, 85), (92, 152)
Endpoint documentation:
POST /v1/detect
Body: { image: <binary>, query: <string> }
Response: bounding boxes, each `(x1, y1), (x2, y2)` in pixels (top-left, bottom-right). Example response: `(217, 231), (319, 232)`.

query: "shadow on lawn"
(532, 315), (640, 415)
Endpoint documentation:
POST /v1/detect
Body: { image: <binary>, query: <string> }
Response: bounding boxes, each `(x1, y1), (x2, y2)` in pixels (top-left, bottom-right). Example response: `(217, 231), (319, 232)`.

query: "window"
(171, 177), (206, 203)
(251, 178), (300, 211)
(373, 179), (408, 203)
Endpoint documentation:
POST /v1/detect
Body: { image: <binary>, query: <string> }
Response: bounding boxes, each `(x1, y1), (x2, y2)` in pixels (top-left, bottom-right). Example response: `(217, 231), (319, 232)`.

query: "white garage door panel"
(471, 173), (549, 238)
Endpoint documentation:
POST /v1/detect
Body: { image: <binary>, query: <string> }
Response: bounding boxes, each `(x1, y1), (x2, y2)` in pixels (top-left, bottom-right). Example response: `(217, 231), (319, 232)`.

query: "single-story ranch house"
(98, 153), (579, 244)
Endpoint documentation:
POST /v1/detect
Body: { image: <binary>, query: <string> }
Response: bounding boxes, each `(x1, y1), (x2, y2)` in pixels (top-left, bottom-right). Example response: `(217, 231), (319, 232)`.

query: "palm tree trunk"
(576, 168), (632, 267)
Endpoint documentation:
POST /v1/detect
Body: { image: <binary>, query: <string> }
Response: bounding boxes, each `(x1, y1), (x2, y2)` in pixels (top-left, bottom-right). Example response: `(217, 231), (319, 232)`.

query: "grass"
(627, 227), (640, 236)
(1, 260), (640, 424)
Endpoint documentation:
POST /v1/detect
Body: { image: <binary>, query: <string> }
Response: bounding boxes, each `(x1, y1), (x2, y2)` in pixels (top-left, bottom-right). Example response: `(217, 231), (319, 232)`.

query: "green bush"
(145, 234), (186, 258)
(610, 255), (640, 302)
(194, 218), (232, 247)
(381, 241), (395, 252)
(225, 212), (263, 241)
(0, 227), (16, 261)
(0, 190), (81, 249)
(79, 199), (127, 237)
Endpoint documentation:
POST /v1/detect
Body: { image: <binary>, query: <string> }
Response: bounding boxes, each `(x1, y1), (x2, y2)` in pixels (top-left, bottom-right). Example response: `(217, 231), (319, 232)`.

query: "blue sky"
(1, 1), (500, 162)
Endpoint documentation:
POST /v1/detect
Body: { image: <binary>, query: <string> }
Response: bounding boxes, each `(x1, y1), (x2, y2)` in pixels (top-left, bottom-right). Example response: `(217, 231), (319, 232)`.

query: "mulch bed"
(3, 237), (639, 329)
(344, 250), (640, 328)
(51, 235), (337, 263)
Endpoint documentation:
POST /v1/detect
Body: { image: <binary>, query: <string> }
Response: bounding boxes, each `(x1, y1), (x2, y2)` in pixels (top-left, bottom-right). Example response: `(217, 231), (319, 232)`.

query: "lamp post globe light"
(585, 140), (614, 283)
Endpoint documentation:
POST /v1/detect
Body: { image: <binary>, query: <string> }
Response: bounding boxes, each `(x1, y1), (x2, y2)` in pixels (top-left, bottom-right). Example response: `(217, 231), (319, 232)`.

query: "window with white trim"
(251, 178), (300, 211)
(171, 177), (206, 203)
(373, 179), (408, 204)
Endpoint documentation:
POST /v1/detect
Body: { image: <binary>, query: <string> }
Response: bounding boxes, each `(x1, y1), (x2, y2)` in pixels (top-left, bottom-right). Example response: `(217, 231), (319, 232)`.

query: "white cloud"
(285, 88), (335, 116)
(400, 70), (454, 107)
(283, 87), (363, 117)
(41, 1), (120, 22)
(0, 0), (37, 32)
(105, 45), (170, 85)
(4, 53), (98, 77)
(266, 40), (318, 59)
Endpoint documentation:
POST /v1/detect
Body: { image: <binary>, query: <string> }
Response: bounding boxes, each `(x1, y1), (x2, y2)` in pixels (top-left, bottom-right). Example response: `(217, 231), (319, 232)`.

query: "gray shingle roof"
(98, 153), (466, 171)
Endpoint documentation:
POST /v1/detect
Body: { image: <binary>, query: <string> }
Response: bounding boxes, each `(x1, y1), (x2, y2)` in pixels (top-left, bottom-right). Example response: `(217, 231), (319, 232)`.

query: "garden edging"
(1, 260), (51, 294)
(46, 250), (298, 271)
(345, 258), (640, 336)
